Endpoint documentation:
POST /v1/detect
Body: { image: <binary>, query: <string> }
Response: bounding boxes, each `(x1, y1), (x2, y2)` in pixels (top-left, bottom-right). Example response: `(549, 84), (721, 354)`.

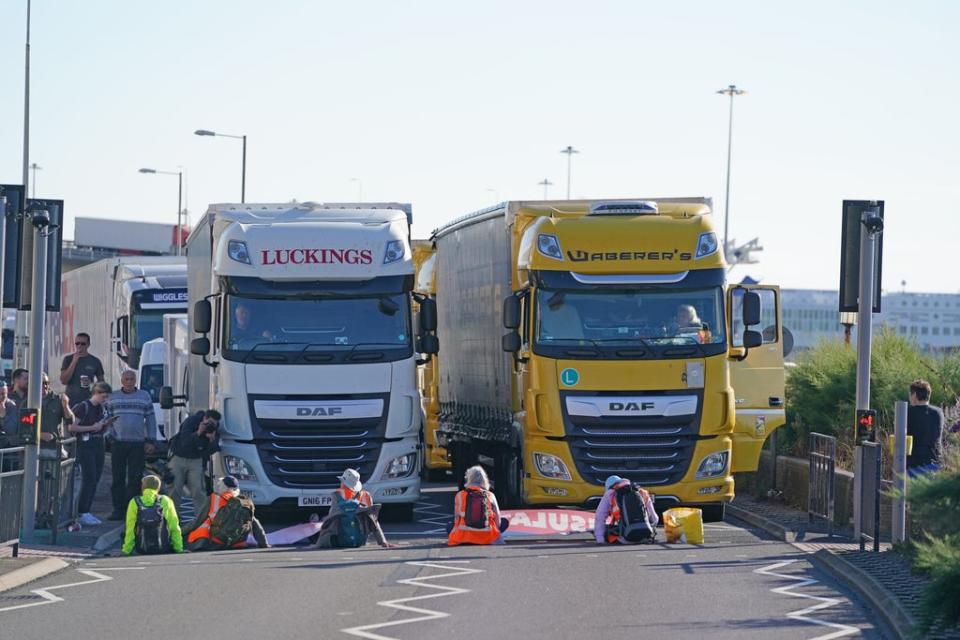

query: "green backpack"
(210, 496), (255, 546)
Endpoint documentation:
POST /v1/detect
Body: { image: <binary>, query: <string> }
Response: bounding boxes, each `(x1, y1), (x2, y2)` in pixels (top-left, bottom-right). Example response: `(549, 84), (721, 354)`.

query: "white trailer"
(161, 313), (190, 439)
(46, 257), (188, 391)
(175, 202), (438, 517)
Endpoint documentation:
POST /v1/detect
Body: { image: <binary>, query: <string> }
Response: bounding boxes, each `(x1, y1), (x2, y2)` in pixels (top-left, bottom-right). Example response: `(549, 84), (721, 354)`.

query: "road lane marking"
(409, 500), (449, 535)
(341, 561), (483, 640)
(0, 568), (145, 614)
(754, 560), (859, 640)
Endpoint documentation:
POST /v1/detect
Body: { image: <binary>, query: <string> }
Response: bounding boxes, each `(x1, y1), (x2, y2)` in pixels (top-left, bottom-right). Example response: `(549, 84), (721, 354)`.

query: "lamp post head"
(194, 129), (216, 136)
(138, 168), (157, 174)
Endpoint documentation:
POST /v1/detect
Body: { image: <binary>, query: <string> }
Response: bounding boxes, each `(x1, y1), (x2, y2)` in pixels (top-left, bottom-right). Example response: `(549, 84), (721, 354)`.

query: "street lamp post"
(560, 146), (579, 200)
(538, 178), (553, 199)
(717, 84), (746, 261)
(29, 163), (41, 198)
(195, 129), (247, 202)
(139, 168), (184, 255)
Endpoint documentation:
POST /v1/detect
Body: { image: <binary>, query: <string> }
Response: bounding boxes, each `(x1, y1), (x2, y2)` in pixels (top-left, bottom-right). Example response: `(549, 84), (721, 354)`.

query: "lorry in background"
(171, 202), (437, 518)
(413, 241), (450, 480)
(2, 310), (15, 383)
(161, 314), (190, 438)
(73, 217), (189, 256)
(431, 199), (786, 519)
(47, 257), (188, 392)
(138, 337), (169, 437)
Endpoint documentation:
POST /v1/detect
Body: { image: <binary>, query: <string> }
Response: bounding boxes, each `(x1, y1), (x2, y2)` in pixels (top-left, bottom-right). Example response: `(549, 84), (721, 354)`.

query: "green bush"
(913, 535), (960, 630)
(783, 329), (960, 464)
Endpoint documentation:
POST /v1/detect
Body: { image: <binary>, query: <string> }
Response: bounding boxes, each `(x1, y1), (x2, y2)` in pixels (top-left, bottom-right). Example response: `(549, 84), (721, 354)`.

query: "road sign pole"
(0, 195), (6, 362)
(892, 400), (908, 543)
(852, 203), (880, 539)
(20, 207), (48, 541)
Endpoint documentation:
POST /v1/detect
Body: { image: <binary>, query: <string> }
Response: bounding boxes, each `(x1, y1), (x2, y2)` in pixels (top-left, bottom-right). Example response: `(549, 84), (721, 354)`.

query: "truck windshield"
(536, 287), (726, 348)
(225, 295), (411, 354)
(131, 311), (165, 348)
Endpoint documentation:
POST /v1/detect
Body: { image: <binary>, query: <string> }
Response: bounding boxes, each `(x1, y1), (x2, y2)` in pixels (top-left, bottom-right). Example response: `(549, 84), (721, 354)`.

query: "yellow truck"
(412, 241), (451, 479)
(431, 199), (785, 519)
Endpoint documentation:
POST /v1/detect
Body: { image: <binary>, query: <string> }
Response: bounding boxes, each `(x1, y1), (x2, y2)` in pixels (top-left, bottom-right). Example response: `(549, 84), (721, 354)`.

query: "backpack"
(134, 496), (169, 554)
(613, 483), (657, 543)
(462, 488), (491, 530)
(335, 498), (366, 548)
(209, 495), (255, 546)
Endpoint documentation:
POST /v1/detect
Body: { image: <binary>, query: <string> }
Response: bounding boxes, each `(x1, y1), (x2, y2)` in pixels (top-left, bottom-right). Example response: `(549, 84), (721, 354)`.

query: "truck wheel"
(701, 503), (725, 522)
(451, 442), (468, 490)
(494, 449), (523, 508)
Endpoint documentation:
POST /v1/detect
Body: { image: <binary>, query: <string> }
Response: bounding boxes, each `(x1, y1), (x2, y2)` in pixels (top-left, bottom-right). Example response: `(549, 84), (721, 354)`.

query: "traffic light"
(856, 409), (877, 443)
(17, 407), (38, 445)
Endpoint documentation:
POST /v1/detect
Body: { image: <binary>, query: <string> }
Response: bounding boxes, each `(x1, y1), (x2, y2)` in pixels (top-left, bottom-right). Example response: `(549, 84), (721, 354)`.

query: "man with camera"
(168, 410), (222, 517)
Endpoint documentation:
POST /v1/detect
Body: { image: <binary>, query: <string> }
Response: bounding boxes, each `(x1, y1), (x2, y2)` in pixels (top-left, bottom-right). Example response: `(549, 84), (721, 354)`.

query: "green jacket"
(122, 488), (184, 554)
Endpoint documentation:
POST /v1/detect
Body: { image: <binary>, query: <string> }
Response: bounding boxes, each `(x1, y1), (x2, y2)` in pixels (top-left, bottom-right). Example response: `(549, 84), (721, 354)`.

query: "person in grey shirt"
(0, 383), (19, 451)
(105, 370), (158, 520)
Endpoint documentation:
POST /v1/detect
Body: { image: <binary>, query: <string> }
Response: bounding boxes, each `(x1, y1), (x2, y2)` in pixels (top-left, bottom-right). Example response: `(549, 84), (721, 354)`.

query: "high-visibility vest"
(335, 487), (372, 507)
(187, 492), (233, 545)
(448, 486), (499, 546)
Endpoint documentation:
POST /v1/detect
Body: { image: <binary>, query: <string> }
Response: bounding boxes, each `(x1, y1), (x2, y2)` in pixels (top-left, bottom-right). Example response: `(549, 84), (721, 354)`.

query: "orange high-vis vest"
(606, 482), (651, 544)
(447, 486), (499, 546)
(336, 487), (372, 507)
(188, 491), (245, 547)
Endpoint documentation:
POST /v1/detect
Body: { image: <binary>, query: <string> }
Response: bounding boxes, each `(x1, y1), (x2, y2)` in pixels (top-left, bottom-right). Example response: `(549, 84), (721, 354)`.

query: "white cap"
(338, 468), (362, 492)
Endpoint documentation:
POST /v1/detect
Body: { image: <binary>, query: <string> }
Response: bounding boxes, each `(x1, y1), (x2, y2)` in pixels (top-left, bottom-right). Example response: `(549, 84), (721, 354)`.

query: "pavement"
(0, 482), (892, 640)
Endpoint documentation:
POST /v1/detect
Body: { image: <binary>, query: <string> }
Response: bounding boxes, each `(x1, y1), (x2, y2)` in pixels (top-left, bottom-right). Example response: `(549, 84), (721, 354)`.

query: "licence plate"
(298, 495), (333, 507)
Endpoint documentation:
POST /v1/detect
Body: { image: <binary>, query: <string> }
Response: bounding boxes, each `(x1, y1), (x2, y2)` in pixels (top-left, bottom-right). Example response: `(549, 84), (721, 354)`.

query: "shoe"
(107, 511), (124, 521)
(79, 513), (102, 526)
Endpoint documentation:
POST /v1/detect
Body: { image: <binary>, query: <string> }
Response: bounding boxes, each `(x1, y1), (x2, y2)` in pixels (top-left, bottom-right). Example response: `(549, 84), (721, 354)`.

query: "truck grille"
(561, 391), (700, 488)
(248, 393), (388, 490)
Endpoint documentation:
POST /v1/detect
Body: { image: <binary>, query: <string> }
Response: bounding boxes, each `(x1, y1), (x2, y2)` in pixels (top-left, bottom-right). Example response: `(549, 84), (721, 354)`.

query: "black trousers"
(111, 441), (145, 512)
(77, 437), (105, 514)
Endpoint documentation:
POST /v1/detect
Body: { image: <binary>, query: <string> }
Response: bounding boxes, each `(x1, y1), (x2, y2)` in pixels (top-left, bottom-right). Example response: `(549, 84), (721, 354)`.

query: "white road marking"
(0, 568), (145, 614)
(409, 500), (449, 535)
(341, 561), (483, 640)
(754, 560), (860, 640)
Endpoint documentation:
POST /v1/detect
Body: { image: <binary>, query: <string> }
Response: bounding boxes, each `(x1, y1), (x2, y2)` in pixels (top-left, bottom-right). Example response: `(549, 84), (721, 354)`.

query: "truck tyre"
(452, 442), (469, 490)
(494, 449), (523, 508)
(701, 503), (725, 523)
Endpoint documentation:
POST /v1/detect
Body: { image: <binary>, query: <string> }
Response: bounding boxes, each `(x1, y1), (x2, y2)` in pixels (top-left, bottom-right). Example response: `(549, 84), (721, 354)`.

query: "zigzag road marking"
(754, 560), (860, 640)
(0, 567), (145, 614)
(409, 499), (449, 534)
(341, 561), (483, 640)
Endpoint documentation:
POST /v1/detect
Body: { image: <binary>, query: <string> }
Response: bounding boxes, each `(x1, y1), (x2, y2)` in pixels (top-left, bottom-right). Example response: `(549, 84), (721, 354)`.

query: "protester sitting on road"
(69, 382), (118, 527)
(168, 409), (221, 516)
(185, 476), (269, 551)
(594, 475), (658, 544)
(312, 468), (393, 549)
(122, 475), (183, 555)
(447, 465), (510, 546)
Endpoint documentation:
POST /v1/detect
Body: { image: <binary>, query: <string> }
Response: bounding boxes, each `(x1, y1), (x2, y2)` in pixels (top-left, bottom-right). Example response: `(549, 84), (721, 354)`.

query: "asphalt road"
(0, 483), (887, 640)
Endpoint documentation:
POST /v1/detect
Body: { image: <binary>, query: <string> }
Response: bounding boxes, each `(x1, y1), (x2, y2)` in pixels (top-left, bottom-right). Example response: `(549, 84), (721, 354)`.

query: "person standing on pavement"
(105, 370), (158, 520)
(59, 333), (105, 406)
(0, 383), (18, 444)
(9, 368), (28, 408)
(40, 373), (75, 460)
(907, 379), (945, 476)
(168, 409), (221, 516)
(69, 382), (119, 527)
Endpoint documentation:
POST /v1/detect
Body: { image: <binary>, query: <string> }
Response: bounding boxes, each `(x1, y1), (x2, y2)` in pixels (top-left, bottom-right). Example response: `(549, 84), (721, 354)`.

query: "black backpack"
(613, 483), (656, 543)
(462, 488), (490, 530)
(134, 496), (170, 554)
(210, 496), (255, 546)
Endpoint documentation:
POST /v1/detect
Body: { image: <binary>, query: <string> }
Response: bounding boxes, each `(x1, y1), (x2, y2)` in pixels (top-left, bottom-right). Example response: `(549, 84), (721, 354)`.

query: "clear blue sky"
(1, 1), (957, 292)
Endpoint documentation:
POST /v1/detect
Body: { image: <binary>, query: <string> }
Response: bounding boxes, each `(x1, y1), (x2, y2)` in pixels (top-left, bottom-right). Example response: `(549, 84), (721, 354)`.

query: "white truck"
(46, 257), (188, 391)
(160, 313), (191, 438)
(173, 202), (437, 518)
(2, 310), (15, 383)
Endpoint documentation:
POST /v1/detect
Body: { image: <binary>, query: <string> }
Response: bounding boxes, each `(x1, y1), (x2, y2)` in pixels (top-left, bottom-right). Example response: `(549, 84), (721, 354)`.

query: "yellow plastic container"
(663, 507), (704, 544)
(887, 434), (914, 456)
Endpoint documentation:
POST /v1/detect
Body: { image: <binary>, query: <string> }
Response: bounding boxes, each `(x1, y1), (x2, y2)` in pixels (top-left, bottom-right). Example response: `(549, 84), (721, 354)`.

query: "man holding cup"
(59, 332), (105, 405)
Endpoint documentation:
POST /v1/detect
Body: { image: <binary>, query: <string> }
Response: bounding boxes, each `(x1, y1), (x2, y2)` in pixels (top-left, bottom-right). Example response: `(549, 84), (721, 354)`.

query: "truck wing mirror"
(742, 329), (762, 349)
(194, 300), (212, 334)
(418, 334), (439, 355)
(419, 297), (437, 332)
(190, 337), (211, 356)
(502, 331), (521, 353)
(742, 290), (761, 327)
(159, 386), (174, 410)
(502, 295), (521, 330)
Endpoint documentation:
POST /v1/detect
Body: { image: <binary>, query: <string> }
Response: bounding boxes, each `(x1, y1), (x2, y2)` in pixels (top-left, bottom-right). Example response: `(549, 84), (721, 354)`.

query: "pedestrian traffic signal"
(17, 407), (38, 444)
(856, 409), (877, 443)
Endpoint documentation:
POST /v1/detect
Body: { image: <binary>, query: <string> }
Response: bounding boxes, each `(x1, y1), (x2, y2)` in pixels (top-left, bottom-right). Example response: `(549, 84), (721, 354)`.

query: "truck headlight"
(534, 452), (572, 481)
(223, 455), (257, 481)
(695, 451), (728, 479)
(537, 234), (563, 260)
(228, 240), (252, 265)
(382, 453), (417, 480)
(695, 232), (718, 259)
(383, 240), (405, 264)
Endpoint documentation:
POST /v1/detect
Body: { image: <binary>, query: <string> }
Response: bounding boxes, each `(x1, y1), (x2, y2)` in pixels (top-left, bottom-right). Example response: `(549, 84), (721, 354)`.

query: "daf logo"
(296, 407), (343, 417)
(609, 402), (656, 412)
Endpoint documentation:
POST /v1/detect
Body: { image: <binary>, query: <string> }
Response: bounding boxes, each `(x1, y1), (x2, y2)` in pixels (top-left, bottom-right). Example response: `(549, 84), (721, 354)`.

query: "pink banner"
(500, 509), (597, 536)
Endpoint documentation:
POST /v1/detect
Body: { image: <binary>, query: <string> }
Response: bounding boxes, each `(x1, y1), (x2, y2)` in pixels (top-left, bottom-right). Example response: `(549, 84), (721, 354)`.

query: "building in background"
(781, 289), (960, 354)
